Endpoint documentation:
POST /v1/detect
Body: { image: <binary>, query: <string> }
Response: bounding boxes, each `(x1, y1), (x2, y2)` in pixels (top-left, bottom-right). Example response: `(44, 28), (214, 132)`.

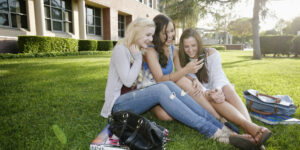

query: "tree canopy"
(283, 16), (300, 35)
(159, 0), (238, 30)
(228, 18), (252, 41)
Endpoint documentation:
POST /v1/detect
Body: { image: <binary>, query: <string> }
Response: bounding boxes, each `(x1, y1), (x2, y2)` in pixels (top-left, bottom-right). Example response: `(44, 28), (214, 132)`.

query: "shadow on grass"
(222, 59), (253, 68)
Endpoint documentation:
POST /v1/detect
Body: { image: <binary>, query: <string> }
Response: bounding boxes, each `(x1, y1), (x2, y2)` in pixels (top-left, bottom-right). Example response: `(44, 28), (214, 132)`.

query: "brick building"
(0, 0), (161, 52)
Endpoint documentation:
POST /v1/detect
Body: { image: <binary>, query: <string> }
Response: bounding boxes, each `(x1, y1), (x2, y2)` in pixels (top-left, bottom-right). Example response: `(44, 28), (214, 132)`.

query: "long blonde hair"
(117, 17), (155, 48)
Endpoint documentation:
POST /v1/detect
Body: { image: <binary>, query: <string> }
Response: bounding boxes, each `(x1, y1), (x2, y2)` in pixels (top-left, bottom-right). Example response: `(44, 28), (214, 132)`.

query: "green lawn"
(0, 51), (299, 150)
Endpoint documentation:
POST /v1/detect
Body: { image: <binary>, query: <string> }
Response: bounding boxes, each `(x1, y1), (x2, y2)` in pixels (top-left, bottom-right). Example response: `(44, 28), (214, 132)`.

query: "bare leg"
(176, 77), (222, 120)
(222, 85), (251, 122)
(209, 100), (263, 137)
(151, 105), (173, 121)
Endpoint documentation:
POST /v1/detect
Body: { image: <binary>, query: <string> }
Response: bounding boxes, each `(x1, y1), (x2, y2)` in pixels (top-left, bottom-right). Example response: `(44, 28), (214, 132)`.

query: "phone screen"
(198, 54), (205, 61)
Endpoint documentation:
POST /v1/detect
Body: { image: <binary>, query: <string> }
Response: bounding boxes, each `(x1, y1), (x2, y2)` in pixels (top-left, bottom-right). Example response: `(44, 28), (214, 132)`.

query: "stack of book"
(90, 124), (129, 150)
(250, 111), (300, 125)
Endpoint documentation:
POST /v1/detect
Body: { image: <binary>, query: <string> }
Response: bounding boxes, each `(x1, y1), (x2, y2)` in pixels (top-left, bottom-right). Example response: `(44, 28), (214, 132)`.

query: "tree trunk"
(182, 17), (186, 31)
(252, 0), (262, 59)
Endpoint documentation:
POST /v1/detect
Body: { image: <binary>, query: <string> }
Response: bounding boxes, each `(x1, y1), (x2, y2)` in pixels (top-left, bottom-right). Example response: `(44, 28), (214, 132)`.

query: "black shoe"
(229, 134), (259, 150)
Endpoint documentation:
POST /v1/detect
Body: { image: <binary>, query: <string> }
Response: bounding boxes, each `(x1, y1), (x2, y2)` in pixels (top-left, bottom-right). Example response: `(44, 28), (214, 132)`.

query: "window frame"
(44, 0), (73, 33)
(0, 0), (28, 29)
(118, 14), (125, 38)
(148, 0), (153, 8)
(86, 6), (102, 36)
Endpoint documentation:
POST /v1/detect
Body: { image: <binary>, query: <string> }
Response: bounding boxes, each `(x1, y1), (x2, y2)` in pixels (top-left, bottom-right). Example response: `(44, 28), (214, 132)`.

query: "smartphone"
(198, 54), (205, 61)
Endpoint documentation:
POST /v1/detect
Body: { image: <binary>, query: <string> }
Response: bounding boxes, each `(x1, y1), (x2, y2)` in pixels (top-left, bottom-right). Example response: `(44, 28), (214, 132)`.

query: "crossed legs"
(222, 85), (251, 122)
(152, 77), (251, 125)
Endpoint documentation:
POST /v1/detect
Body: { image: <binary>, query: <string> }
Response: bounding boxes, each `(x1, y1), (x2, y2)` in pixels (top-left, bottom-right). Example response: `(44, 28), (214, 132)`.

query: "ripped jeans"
(112, 81), (223, 137)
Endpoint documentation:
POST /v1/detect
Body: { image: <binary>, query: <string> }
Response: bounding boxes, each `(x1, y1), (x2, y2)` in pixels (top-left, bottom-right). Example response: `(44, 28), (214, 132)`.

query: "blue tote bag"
(244, 89), (297, 116)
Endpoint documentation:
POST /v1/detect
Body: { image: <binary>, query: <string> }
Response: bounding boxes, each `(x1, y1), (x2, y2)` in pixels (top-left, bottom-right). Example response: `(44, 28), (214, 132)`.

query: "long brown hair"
(179, 28), (209, 83)
(153, 14), (175, 67)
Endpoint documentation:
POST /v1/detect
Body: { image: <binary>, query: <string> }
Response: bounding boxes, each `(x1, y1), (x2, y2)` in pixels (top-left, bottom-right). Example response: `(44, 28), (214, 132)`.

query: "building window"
(44, 0), (73, 33)
(118, 15), (125, 38)
(0, 0), (28, 29)
(86, 6), (101, 36)
(148, 0), (152, 8)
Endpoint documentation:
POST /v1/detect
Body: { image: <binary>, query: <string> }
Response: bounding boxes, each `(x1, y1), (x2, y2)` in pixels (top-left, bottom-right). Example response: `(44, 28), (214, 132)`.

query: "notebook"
(90, 124), (129, 150)
(250, 111), (300, 125)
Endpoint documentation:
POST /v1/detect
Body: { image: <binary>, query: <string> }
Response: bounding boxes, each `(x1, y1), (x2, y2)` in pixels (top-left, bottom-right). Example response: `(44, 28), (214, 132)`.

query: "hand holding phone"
(198, 54), (206, 61)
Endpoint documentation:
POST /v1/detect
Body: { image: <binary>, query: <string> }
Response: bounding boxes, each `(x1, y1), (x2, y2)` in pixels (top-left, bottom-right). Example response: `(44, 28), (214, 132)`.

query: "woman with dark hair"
(178, 28), (251, 122)
(144, 14), (224, 122)
(178, 28), (272, 149)
(143, 15), (271, 149)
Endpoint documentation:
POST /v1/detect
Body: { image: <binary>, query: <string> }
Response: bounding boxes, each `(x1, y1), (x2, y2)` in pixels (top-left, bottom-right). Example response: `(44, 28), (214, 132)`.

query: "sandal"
(229, 134), (259, 150)
(253, 127), (272, 147)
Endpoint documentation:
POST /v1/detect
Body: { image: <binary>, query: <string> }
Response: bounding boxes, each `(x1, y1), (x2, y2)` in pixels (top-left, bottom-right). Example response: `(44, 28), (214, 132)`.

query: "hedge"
(112, 40), (118, 46)
(78, 40), (98, 51)
(260, 35), (295, 56)
(98, 40), (114, 51)
(293, 36), (300, 56)
(18, 36), (116, 53)
(0, 51), (112, 59)
(18, 36), (78, 53)
(203, 45), (226, 51)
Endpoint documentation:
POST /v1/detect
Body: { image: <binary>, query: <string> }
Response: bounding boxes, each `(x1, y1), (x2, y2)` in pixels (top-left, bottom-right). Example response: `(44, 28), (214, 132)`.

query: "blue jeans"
(112, 81), (223, 137)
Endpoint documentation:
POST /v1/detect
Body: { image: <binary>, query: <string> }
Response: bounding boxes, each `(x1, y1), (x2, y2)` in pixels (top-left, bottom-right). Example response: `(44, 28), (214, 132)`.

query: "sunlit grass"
(0, 51), (299, 149)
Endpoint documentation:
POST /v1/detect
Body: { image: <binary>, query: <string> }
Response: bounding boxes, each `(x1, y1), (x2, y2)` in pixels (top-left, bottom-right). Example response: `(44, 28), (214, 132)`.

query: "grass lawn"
(0, 51), (300, 150)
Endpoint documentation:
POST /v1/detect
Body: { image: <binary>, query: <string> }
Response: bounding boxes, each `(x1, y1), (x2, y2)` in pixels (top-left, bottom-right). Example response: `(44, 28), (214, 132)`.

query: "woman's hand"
(184, 59), (204, 74)
(192, 78), (202, 90)
(206, 89), (225, 103)
(129, 44), (140, 54)
(191, 78), (204, 96)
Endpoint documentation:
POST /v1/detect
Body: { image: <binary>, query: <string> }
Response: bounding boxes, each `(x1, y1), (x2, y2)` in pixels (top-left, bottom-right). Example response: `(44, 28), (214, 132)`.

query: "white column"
(225, 32), (229, 45)
(110, 8), (118, 41)
(34, 0), (46, 35)
(78, 0), (86, 39)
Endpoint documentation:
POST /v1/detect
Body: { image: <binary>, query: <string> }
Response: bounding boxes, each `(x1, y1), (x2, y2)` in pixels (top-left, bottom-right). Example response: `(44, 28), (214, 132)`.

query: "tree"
(162, 0), (204, 30)
(252, 0), (268, 59)
(228, 18), (252, 43)
(283, 16), (300, 35)
(159, 0), (238, 31)
(275, 19), (288, 35)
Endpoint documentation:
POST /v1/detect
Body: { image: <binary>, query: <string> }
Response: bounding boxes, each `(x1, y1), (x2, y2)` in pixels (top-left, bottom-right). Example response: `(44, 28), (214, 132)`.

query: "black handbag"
(108, 111), (169, 150)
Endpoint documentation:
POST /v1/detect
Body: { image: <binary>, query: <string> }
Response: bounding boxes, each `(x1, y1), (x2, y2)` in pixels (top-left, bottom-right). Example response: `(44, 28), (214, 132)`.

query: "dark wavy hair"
(179, 28), (208, 83)
(153, 14), (175, 67)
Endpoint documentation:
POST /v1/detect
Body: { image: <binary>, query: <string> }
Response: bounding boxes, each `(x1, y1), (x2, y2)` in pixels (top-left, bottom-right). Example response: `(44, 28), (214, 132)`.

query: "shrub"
(0, 51), (111, 59)
(260, 35), (295, 56)
(53, 37), (78, 52)
(204, 45), (226, 51)
(78, 40), (98, 51)
(293, 36), (300, 56)
(112, 41), (118, 46)
(98, 40), (113, 51)
(260, 36), (274, 55)
(212, 45), (226, 50)
(18, 36), (78, 53)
